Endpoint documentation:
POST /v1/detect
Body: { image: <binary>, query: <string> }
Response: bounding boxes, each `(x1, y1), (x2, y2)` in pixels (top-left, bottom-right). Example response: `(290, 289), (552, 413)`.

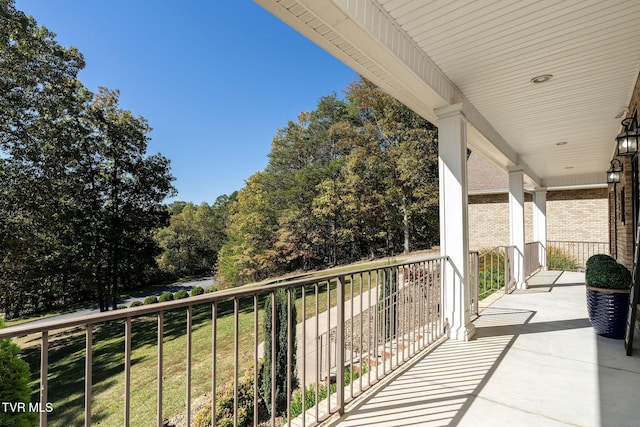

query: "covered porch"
(331, 270), (640, 427)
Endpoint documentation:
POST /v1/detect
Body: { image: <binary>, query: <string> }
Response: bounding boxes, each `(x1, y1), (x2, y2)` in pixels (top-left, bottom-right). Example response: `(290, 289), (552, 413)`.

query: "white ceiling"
(255, 0), (640, 189)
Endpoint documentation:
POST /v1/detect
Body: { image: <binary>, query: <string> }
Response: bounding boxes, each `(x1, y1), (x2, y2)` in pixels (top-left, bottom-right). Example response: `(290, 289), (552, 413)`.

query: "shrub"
(194, 367), (259, 427)
(159, 292), (174, 302)
(129, 301), (143, 308)
(143, 296), (158, 305)
(288, 362), (367, 420)
(261, 288), (298, 416)
(585, 254), (616, 270)
(117, 305), (127, 310)
(0, 320), (37, 427)
(546, 246), (579, 271)
(191, 286), (204, 297)
(174, 289), (189, 299)
(205, 286), (218, 293)
(585, 254), (631, 290)
(378, 268), (398, 341)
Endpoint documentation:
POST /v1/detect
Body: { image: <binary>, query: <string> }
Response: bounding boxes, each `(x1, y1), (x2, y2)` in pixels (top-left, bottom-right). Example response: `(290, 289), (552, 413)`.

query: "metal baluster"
(124, 318), (131, 426)
(212, 301), (217, 427)
(254, 295), (259, 427)
(186, 306), (192, 427)
(40, 331), (48, 427)
(85, 325), (92, 427)
(157, 313), (163, 427)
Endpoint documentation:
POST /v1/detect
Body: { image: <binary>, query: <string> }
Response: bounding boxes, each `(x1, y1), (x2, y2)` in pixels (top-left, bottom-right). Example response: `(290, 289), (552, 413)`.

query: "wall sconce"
(607, 159), (623, 184)
(616, 110), (639, 156)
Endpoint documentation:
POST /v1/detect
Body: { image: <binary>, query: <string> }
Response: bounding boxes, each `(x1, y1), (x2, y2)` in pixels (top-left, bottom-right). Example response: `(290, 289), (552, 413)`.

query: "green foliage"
(156, 195), (235, 279)
(0, 337), (37, 427)
(378, 268), (398, 341)
(143, 296), (158, 305)
(288, 363), (368, 420)
(546, 246), (579, 271)
(129, 301), (143, 307)
(585, 254), (615, 270)
(174, 289), (189, 300)
(194, 367), (258, 427)
(191, 286), (204, 296)
(585, 255), (631, 290)
(158, 292), (174, 302)
(477, 248), (507, 298)
(205, 286), (218, 293)
(260, 288), (298, 416)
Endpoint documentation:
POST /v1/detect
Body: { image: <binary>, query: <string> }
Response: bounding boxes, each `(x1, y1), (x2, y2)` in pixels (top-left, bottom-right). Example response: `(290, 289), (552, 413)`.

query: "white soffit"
(255, 0), (640, 188)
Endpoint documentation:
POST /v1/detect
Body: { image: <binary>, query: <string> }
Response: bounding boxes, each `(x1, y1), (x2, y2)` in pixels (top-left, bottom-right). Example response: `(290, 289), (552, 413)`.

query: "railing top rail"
(0, 255), (445, 339)
(546, 240), (608, 244)
(475, 245), (515, 254)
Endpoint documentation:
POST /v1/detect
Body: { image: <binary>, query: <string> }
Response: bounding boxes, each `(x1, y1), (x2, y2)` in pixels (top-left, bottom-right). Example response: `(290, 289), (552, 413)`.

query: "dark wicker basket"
(586, 286), (630, 339)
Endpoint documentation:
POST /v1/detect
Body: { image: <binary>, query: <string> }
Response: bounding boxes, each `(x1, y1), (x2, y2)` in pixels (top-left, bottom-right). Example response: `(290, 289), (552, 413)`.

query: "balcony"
(331, 270), (640, 427)
(1, 243), (638, 427)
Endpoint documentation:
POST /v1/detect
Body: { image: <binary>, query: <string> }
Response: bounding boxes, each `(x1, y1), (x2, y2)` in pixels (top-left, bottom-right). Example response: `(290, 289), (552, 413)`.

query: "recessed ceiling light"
(531, 74), (553, 84)
(556, 141), (568, 146)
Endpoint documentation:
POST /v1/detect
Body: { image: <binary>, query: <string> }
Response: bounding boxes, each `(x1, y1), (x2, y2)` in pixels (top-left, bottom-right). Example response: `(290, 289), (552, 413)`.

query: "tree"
(82, 88), (175, 310)
(0, 0), (90, 317)
(261, 288), (298, 416)
(0, 1), (175, 315)
(346, 78), (439, 253)
(218, 77), (439, 286)
(217, 173), (279, 285)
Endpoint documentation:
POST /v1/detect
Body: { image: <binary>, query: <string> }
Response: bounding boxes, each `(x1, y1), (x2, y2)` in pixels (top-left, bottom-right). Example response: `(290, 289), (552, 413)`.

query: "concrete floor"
(329, 271), (640, 427)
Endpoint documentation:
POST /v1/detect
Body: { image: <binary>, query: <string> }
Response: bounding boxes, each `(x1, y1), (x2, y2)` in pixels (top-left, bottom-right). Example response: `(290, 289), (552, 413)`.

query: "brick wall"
(469, 188), (608, 251)
(610, 72), (640, 270)
(546, 189), (609, 242)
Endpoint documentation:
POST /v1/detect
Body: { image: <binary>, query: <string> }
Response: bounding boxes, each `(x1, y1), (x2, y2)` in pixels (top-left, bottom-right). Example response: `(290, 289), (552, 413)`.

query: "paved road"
(4, 276), (217, 330)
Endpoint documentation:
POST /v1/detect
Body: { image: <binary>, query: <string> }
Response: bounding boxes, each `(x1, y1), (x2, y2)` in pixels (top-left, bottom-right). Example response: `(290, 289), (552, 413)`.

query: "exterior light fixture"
(616, 110), (639, 156)
(607, 159), (623, 184)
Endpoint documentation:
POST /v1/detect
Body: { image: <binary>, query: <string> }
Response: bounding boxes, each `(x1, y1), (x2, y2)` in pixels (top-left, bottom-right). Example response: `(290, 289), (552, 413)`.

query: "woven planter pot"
(585, 286), (630, 339)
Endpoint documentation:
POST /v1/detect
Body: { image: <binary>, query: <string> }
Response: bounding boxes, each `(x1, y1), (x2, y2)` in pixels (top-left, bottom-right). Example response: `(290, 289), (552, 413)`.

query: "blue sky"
(15, 1), (358, 204)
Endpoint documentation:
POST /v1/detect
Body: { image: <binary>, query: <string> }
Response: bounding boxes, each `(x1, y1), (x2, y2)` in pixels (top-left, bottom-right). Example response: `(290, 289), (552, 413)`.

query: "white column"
(509, 169), (526, 289)
(436, 104), (475, 341)
(533, 188), (547, 270)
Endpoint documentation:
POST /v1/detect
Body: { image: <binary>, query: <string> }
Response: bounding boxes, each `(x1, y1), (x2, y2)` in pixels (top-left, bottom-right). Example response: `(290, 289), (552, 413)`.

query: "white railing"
(0, 257), (446, 427)
(471, 246), (516, 304)
(524, 241), (544, 278)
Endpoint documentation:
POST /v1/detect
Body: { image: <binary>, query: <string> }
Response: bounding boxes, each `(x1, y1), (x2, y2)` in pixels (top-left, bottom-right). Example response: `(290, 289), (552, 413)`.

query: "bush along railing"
(546, 241), (609, 270)
(0, 257), (446, 427)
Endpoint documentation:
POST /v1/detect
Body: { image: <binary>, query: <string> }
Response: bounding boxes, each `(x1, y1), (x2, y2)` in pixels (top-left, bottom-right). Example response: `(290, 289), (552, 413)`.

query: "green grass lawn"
(16, 260), (394, 426)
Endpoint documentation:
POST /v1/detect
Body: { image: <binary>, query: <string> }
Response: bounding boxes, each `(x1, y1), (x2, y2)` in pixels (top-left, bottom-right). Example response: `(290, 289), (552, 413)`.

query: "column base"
(449, 321), (476, 341)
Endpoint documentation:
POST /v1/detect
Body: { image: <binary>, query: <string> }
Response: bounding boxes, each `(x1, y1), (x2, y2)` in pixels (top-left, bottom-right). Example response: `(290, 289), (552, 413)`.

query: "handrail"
(546, 240), (609, 269)
(1, 256), (446, 427)
(1, 255), (446, 338)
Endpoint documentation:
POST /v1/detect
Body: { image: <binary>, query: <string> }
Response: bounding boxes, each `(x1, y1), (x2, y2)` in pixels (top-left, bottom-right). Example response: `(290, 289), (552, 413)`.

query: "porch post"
(533, 188), (547, 270)
(436, 104), (475, 341)
(509, 169), (526, 289)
